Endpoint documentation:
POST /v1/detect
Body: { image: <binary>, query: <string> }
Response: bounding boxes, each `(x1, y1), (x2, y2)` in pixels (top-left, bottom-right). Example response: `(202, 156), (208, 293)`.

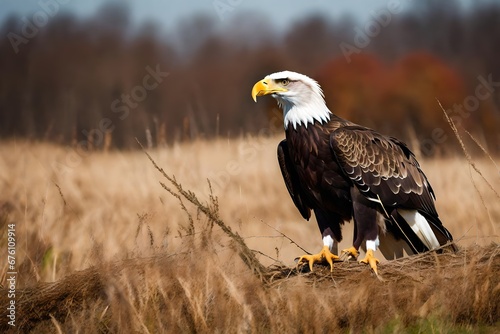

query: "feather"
(277, 140), (311, 220)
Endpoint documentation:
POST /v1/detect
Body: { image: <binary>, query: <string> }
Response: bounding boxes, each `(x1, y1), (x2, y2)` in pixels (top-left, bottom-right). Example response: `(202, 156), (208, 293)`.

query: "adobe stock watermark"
(340, 0), (411, 63)
(6, 223), (17, 327)
(420, 74), (500, 156)
(52, 64), (169, 175)
(7, 0), (72, 54)
(205, 109), (283, 196)
(213, 0), (244, 21)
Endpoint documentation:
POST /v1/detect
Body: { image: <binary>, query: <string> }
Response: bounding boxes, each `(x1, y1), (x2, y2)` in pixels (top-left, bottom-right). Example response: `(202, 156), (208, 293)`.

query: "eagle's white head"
(251, 70), (331, 130)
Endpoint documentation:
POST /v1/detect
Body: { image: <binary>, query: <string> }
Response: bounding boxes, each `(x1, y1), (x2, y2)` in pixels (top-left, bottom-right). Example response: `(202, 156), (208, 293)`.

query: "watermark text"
(6, 223), (17, 327)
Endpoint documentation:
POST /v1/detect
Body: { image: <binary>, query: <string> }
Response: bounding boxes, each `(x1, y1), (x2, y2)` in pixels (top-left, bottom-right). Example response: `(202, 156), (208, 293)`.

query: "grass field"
(0, 138), (499, 332)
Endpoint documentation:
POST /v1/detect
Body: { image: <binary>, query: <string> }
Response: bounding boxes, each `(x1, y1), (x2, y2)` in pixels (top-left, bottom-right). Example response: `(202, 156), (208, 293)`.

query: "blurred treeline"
(0, 1), (499, 154)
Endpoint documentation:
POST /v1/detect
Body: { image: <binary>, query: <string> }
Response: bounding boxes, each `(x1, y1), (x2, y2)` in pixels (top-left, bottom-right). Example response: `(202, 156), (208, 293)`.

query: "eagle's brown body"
(279, 114), (454, 255)
(282, 115), (353, 222)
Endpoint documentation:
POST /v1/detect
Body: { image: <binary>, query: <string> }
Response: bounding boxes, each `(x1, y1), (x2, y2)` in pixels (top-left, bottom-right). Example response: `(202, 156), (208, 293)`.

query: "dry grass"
(0, 137), (499, 332)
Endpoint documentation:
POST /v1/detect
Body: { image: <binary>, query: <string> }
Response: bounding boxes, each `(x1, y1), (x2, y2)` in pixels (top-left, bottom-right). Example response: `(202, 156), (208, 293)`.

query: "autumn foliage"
(1, 1), (499, 153)
(318, 53), (467, 144)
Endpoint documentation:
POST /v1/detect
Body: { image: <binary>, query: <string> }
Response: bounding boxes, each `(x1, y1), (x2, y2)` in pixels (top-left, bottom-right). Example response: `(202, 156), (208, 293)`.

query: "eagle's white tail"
(397, 209), (440, 250)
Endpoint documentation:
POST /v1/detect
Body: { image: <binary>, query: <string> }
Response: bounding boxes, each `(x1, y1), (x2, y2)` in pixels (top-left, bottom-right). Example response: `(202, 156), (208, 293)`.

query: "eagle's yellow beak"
(251, 79), (288, 102)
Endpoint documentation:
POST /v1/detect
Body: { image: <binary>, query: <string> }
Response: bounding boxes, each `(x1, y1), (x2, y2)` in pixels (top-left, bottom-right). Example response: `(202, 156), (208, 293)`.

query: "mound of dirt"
(1, 244), (498, 332)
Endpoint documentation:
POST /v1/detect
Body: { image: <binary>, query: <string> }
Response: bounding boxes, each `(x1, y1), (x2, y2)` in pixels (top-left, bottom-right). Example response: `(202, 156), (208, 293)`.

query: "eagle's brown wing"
(330, 126), (453, 243)
(277, 139), (311, 220)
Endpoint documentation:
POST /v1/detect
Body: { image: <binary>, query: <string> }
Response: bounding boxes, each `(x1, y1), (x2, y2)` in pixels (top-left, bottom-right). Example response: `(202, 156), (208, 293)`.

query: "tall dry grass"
(0, 137), (499, 332)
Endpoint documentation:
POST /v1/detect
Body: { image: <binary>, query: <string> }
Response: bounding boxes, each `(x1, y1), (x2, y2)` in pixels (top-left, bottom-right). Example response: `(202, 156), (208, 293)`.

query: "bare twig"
(464, 130), (500, 174)
(259, 219), (310, 254)
(438, 99), (500, 200)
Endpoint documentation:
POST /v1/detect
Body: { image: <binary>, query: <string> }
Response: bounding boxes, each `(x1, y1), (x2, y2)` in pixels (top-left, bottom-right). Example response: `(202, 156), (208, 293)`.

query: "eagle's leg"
(359, 239), (381, 275)
(351, 188), (381, 275)
(297, 231), (339, 272)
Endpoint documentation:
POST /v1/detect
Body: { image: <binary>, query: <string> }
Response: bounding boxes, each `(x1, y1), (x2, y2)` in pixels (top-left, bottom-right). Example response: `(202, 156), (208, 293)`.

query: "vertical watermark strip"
(6, 223), (17, 327)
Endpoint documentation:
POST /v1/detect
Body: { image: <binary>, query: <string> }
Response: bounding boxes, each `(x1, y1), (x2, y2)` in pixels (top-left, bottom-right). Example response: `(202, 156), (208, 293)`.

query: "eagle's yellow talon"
(297, 245), (339, 272)
(341, 246), (359, 260)
(359, 249), (380, 275)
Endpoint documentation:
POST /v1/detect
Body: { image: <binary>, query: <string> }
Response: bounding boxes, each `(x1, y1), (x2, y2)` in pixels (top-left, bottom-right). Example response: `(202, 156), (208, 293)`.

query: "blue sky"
(1, 0), (419, 32)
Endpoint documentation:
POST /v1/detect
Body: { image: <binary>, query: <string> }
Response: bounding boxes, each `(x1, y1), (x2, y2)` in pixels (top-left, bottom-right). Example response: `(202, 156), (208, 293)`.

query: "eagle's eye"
(280, 79), (290, 86)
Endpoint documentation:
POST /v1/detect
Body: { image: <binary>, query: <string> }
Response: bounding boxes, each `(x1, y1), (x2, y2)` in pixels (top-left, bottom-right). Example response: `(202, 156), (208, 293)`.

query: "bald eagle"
(251, 71), (456, 274)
